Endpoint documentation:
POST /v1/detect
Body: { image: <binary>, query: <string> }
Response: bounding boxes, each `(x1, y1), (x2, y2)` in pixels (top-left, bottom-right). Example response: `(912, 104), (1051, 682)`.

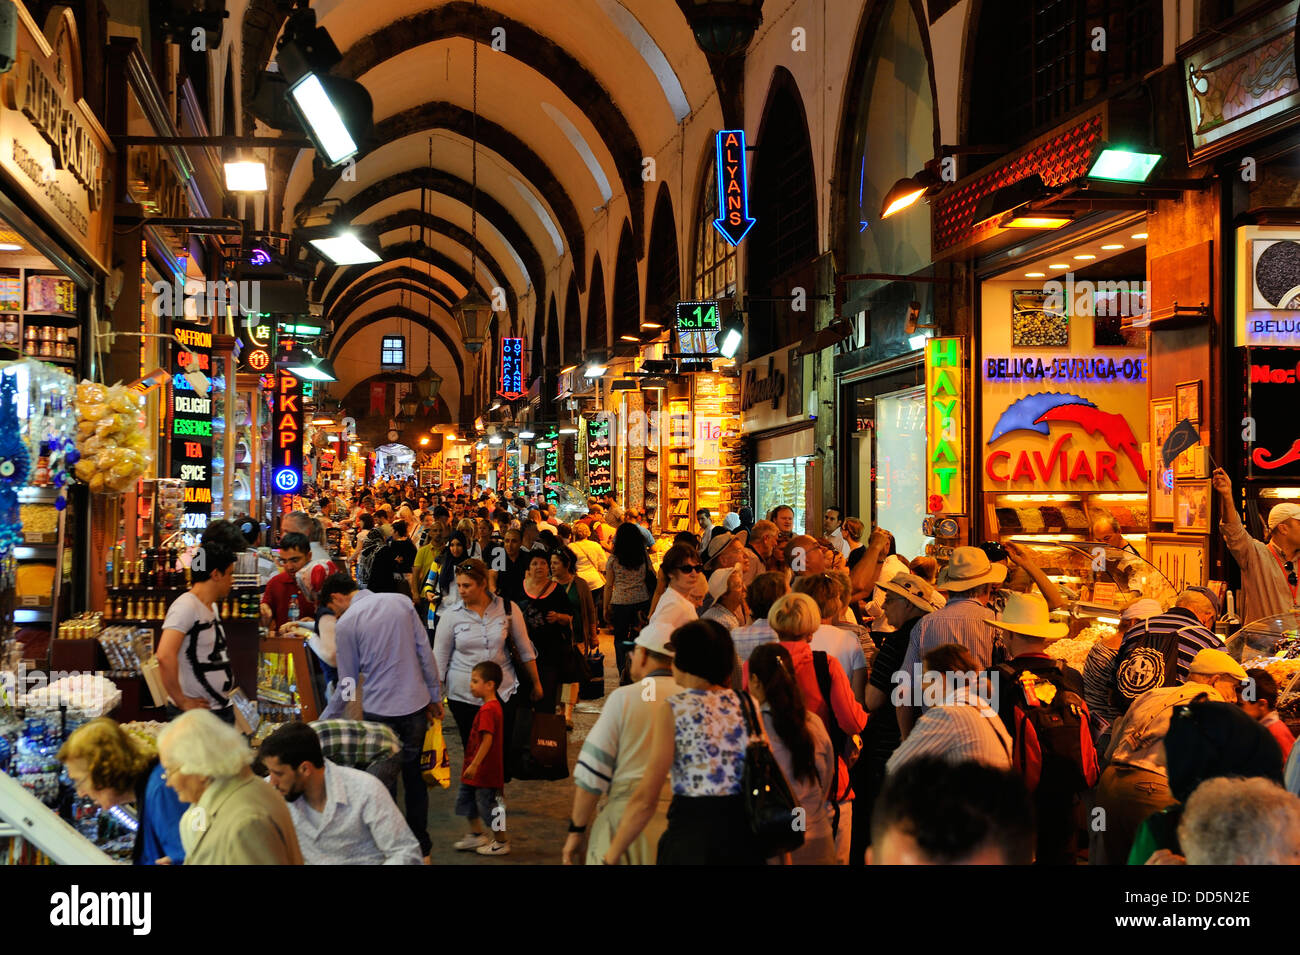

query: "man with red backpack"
(986, 592), (1098, 865)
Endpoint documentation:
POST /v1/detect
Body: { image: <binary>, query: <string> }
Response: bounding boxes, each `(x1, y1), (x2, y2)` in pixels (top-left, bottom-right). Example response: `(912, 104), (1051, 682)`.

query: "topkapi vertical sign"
(274, 371), (304, 494)
(713, 130), (755, 245)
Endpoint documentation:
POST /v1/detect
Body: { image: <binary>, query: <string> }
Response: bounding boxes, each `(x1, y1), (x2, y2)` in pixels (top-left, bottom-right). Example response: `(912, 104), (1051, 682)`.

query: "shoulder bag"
(734, 690), (805, 857)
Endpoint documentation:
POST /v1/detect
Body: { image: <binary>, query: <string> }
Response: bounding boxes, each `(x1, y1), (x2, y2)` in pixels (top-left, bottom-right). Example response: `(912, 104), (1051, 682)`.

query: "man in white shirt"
(260, 722), (423, 865)
(565, 622), (682, 864)
(824, 506), (851, 559)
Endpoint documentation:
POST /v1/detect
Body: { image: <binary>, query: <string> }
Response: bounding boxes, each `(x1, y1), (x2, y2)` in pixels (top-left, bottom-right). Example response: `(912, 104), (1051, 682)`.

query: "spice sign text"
(925, 337), (965, 514)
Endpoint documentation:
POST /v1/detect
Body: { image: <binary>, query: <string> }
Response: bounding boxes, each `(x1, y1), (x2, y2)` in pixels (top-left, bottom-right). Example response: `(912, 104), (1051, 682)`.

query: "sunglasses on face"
(676, 563), (705, 574)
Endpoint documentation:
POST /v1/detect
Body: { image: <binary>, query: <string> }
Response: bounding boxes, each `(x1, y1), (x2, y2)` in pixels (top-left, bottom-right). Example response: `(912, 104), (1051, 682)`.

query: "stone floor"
(417, 630), (618, 865)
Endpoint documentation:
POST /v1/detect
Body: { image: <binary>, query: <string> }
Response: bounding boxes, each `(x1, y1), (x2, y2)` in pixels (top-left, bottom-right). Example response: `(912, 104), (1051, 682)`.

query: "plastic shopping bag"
(420, 718), (451, 788)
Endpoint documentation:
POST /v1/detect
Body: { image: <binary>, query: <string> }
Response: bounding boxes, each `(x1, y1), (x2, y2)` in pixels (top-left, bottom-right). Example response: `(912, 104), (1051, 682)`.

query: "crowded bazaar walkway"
(418, 630), (617, 864)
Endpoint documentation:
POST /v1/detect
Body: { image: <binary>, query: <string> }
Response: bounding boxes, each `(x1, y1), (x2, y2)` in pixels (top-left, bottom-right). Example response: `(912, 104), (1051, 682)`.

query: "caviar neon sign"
(925, 336), (964, 514)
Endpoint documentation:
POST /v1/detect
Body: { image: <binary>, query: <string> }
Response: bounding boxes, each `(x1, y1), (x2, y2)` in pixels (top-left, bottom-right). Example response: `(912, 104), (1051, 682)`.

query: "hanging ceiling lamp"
(453, 7), (491, 354)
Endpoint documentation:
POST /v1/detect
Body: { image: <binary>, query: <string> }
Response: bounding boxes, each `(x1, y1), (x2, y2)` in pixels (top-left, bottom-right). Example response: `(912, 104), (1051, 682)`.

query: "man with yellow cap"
(1213, 467), (1300, 622)
(1089, 646), (1249, 865)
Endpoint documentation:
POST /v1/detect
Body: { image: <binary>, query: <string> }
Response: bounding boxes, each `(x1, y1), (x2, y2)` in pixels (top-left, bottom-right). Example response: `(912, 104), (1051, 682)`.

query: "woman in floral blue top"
(602, 620), (765, 865)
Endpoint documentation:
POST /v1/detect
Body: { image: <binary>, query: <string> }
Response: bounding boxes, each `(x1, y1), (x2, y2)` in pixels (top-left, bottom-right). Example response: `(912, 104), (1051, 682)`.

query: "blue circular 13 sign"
(274, 468), (300, 493)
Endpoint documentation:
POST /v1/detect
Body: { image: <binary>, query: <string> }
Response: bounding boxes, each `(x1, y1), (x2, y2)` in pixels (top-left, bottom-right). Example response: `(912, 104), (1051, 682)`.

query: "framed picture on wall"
(1149, 534), (1208, 590)
(1174, 480), (1211, 533)
(1010, 289), (1069, 348)
(1175, 379), (1202, 424)
(1150, 398), (1175, 522)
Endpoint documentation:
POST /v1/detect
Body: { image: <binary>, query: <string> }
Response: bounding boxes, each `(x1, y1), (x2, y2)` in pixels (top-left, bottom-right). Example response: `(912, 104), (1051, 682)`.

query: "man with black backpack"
(986, 592), (1098, 865)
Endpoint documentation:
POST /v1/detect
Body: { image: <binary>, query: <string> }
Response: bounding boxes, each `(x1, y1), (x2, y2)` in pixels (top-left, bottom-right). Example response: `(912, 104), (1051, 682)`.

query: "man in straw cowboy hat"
(986, 591), (1094, 865)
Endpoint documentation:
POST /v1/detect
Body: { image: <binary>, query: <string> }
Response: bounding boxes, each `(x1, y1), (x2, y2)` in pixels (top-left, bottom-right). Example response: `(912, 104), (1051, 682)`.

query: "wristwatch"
(567, 820), (586, 833)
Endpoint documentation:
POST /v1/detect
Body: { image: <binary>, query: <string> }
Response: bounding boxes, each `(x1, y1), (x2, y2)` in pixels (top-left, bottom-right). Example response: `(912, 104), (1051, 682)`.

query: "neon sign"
(170, 319), (212, 525)
(247, 348), (269, 371)
(925, 337), (965, 514)
(498, 336), (525, 399)
(984, 356), (1147, 383)
(274, 370), (304, 496)
(984, 391), (1148, 487)
(712, 130), (755, 246)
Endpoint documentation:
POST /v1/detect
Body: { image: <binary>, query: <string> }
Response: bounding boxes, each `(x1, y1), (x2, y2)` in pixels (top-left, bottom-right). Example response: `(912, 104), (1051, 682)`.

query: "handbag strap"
(734, 689), (762, 743)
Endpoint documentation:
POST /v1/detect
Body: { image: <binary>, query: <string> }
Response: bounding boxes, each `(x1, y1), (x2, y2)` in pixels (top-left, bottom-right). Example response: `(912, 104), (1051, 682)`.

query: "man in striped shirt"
(565, 622), (681, 865)
(1110, 589), (1224, 715)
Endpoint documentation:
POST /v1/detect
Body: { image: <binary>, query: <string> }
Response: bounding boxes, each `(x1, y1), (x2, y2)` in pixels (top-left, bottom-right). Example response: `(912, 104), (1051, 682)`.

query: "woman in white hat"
(701, 565), (750, 631)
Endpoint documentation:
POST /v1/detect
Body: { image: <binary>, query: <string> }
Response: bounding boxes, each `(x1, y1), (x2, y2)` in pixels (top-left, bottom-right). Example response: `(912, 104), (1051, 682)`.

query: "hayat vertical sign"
(586, 415), (612, 497)
(925, 337), (965, 514)
(274, 370), (304, 494)
(171, 321), (212, 529)
(712, 130), (755, 245)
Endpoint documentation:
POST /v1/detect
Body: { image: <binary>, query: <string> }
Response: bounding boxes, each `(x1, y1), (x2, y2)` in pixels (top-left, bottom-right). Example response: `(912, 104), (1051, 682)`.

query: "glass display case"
(1227, 613), (1300, 734)
(1003, 540), (1177, 673)
(1008, 539), (1177, 621)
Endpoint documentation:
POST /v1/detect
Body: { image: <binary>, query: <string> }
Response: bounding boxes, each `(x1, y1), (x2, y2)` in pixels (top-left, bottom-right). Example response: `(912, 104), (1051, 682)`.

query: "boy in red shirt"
(452, 661), (510, 856)
(1243, 668), (1296, 761)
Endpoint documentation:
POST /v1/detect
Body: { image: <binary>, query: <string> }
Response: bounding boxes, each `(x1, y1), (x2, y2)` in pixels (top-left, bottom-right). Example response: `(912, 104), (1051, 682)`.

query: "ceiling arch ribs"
(333, 2), (647, 257)
(329, 305), (467, 384)
(292, 101), (586, 275)
(311, 168), (545, 311)
(316, 240), (512, 317)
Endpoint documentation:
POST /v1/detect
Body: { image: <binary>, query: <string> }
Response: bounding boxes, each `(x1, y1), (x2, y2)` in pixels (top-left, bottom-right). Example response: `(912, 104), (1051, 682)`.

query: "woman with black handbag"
(550, 546), (600, 728)
(516, 550), (576, 715)
(601, 620), (776, 865)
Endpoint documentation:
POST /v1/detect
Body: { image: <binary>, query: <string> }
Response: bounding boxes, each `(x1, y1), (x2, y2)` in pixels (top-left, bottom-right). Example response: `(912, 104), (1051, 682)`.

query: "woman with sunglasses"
(646, 544), (704, 633)
(517, 550), (576, 715)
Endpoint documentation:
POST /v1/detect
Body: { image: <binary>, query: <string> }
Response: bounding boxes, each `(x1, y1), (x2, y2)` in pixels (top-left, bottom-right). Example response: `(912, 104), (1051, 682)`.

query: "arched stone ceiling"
(330, 4), (649, 253)
(316, 240), (506, 314)
(293, 101), (585, 273)
(329, 304), (466, 383)
(328, 273), (459, 323)
(312, 168), (544, 308)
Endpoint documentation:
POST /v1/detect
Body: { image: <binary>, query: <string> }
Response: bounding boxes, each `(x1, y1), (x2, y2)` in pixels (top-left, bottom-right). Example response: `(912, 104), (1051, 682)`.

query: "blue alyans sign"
(713, 130), (755, 245)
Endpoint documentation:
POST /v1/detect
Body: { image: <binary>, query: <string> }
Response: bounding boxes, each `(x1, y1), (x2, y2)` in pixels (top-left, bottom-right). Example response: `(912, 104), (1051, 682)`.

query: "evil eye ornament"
(0, 461), (12, 477)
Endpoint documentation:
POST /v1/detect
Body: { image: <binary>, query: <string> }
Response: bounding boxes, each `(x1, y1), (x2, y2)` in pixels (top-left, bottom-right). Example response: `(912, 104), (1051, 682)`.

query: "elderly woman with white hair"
(769, 592), (868, 864)
(157, 710), (303, 865)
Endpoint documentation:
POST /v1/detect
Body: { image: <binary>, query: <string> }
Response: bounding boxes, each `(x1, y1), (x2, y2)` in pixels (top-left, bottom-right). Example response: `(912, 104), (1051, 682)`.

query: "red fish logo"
(986, 391), (1147, 484)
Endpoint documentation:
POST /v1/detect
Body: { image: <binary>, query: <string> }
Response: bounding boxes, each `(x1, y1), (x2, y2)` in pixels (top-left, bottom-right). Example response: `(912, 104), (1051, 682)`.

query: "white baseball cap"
(1268, 503), (1300, 534)
(634, 621), (675, 657)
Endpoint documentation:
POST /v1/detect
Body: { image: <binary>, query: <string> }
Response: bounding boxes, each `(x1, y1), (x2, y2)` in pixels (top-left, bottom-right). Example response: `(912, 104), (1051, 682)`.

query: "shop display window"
(755, 459), (807, 534)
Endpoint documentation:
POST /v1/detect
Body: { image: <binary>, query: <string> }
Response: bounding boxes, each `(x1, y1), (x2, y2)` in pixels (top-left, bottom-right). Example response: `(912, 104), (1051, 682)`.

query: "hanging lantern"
(415, 363), (443, 403)
(398, 390), (420, 419)
(453, 289), (492, 354)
